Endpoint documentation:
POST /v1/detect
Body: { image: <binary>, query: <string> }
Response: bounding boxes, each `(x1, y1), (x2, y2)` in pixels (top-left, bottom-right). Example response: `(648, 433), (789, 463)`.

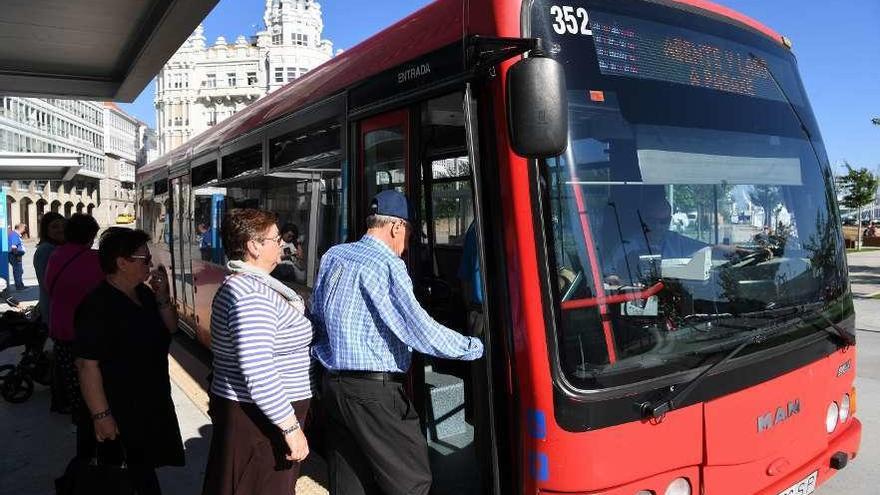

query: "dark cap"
(369, 190), (412, 222)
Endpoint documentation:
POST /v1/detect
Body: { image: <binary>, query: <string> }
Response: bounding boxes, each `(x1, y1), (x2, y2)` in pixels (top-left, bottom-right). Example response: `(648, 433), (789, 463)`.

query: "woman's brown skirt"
(202, 395), (311, 495)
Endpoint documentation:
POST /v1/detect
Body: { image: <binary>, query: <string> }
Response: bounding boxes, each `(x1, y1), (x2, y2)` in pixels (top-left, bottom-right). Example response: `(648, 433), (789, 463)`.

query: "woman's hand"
(94, 415), (120, 442)
(284, 428), (309, 462)
(148, 264), (171, 300)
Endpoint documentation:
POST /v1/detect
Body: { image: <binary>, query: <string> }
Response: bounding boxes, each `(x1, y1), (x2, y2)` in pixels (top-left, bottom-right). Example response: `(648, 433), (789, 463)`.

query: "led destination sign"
(590, 13), (784, 101)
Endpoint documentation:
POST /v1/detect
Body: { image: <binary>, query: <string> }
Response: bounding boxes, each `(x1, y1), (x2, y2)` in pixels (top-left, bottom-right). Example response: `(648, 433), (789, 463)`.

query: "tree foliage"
(672, 184), (734, 222)
(839, 163), (879, 210)
(749, 185), (782, 227)
(839, 162), (879, 250)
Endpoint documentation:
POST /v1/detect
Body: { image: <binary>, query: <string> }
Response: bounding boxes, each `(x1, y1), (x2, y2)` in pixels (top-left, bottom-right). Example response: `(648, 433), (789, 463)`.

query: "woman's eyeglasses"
(258, 235), (283, 245)
(129, 254), (152, 265)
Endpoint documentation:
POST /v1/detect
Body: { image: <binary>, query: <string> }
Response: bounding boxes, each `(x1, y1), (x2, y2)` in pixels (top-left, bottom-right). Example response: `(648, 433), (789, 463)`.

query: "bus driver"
(604, 188), (707, 285)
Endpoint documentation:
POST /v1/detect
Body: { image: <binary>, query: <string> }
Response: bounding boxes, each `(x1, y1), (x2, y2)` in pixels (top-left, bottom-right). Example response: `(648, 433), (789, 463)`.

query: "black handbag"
(55, 442), (135, 495)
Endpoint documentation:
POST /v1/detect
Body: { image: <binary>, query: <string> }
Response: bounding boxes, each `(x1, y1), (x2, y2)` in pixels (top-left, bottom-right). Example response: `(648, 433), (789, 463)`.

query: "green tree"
(839, 163), (879, 250)
(749, 185), (782, 228)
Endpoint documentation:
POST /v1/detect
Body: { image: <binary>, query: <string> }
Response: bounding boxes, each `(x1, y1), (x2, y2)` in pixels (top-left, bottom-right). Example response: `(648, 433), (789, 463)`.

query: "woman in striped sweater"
(202, 208), (313, 495)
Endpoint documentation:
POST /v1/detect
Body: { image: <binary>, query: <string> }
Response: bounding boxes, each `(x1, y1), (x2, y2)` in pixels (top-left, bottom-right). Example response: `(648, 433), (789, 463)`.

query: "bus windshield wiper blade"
(796, 308), (856, 347)
(639, 314), (801, 420)
(735, 302), (854, 346)
(676, 302), (818, 334)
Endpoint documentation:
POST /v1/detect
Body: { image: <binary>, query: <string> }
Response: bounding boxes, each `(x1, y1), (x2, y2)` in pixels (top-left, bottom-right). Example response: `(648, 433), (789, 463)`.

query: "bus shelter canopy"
(0, 153), (81, 181)
(0, 0), (219, 102)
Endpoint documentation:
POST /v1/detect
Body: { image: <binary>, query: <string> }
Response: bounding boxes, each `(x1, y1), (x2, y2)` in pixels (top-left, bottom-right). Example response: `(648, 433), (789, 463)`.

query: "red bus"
(137, 0), (861, 493)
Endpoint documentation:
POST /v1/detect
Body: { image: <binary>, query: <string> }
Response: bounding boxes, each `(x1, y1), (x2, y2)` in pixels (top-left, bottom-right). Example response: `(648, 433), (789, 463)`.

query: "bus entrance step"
(425, 368), (467, 441)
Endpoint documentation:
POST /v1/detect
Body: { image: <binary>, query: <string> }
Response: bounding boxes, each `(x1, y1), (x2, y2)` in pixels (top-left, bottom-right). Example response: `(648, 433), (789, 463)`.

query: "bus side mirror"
(506, 55), (568, 159)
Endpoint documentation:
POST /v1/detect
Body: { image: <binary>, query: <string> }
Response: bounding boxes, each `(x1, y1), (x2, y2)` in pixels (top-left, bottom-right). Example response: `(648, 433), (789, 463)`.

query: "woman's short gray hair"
(366, 214), (400, 229)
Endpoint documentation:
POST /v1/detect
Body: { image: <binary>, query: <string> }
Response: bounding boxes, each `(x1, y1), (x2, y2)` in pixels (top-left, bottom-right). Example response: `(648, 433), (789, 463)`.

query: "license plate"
(777, 471), (818, 495)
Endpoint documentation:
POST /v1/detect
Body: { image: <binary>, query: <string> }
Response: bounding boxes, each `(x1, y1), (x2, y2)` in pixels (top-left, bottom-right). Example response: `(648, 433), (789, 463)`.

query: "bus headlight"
(635, 491), (655, 495)
(839, 394), (851, 423)
(664, 478), (691, 495)
(826, 402), (839, 433)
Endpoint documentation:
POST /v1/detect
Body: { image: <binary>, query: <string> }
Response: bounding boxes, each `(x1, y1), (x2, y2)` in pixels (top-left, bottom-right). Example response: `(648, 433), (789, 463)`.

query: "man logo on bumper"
(757, 400), (800, 432)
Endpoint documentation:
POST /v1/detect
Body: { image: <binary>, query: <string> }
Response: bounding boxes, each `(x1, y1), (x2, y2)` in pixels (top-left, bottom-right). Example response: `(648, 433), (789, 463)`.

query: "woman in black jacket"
(74, 228), (184, 494)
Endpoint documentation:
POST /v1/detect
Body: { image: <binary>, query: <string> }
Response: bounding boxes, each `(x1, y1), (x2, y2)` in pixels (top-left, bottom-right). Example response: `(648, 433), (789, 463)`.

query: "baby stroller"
(0, 293), (52, 403)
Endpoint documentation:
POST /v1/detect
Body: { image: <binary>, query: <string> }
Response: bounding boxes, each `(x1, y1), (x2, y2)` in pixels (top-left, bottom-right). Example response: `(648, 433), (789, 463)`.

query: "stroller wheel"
(28, 351), (53, 386)
(0, 365), (34, 403)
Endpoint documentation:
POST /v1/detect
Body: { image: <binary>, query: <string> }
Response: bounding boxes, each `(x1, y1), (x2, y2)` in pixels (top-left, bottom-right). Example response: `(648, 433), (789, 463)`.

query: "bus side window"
(316, 170), (345, 269)
(267, 177), (312, 286)
(193, 194), (215, 262)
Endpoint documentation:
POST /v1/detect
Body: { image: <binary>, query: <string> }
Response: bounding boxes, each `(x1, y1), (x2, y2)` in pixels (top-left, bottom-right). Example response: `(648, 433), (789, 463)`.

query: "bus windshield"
(530, 1), (847, 389)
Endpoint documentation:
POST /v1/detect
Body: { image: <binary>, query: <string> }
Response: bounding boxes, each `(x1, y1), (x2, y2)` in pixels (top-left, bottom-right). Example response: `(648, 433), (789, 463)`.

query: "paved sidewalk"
(0, 357), (211, 495)
(846, 250), (880, 332)
(0, 238), (328, 494)
(848, 249), (880, 302)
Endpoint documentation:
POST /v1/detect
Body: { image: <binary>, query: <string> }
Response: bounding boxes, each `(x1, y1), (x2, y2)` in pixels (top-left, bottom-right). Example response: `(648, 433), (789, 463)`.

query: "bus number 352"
(550, 5), (593, 36)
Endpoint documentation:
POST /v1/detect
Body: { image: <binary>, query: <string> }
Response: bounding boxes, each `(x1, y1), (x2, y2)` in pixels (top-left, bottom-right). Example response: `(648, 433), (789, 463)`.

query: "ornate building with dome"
(154, 0), (334, 155)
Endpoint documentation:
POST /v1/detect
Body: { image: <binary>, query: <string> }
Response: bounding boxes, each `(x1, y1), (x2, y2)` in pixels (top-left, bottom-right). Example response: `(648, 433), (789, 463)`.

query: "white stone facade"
(1, 97), (105, 235)
(0, 96), (153, 233)
(99, 103), (140, 226)
(154, 0), (334, 156)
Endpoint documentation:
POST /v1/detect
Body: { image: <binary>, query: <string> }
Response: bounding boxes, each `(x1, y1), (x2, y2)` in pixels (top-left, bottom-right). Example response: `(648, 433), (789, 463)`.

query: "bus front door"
(357, 97), (494, 495)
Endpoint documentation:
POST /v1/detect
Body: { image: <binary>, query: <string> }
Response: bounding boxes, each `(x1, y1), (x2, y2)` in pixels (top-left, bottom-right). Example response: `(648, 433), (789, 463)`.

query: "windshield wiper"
(736, 302), (854, 346)
(795, 307), (856, 347)
(641, 301), (852, 419)
(640, 312), (803, 420)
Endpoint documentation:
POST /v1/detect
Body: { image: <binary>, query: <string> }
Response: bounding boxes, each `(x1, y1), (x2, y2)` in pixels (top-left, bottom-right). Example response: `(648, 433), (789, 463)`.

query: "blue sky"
(121, 0), (880, 171)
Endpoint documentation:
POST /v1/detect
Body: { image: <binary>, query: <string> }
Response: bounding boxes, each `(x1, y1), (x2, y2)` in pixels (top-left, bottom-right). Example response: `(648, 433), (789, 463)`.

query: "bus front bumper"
(539, 418), (860, 495)
(754, 417), (861, 495)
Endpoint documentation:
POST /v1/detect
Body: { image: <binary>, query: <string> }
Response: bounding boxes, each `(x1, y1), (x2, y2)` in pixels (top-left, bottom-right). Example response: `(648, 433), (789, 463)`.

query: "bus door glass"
(170, 175), (195, 318)
(360, 109), (408, 202)
(358, 103), (490, 494)
(169, 177), (183, 308)
(412, 92), (486, 495)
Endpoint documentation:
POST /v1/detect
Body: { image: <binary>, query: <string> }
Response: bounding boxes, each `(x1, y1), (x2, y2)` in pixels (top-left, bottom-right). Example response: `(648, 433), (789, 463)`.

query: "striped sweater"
(210, 273), (313, 424)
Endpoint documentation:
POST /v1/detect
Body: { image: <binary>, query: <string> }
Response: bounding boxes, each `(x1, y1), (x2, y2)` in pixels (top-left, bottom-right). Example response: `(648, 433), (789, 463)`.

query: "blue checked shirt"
(311, 235), (484, 372)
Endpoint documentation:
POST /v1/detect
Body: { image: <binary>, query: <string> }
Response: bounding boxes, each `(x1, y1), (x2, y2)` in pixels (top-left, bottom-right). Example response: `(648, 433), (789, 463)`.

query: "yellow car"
(115, 213), (135, 224)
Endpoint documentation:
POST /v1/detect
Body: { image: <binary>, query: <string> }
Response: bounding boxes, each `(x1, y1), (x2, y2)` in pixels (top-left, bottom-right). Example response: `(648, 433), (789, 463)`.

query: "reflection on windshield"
(545, 89), (846, 390)
(530, 2), (847, 390)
